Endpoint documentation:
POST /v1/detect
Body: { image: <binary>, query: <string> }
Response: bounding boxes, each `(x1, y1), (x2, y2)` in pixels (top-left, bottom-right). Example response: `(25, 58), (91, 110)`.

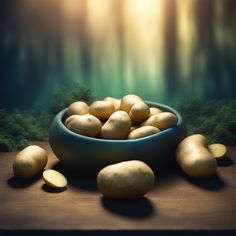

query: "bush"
(51, 83), (95, 113)
(1, 90), (235, 152)
(0, 83), (94, 152)
(173, 99), (236, 145)
(0, 108), (50, 151)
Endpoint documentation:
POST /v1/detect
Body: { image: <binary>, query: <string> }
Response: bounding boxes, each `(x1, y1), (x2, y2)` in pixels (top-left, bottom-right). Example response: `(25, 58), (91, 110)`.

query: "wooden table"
(0, 141), (236, 235)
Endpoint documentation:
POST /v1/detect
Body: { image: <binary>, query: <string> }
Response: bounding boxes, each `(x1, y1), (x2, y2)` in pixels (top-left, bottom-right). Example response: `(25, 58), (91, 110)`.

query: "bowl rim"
(54, 101), (183, 143)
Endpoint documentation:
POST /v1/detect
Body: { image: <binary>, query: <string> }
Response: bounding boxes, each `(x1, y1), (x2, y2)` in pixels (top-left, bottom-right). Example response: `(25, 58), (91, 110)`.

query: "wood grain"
(0, 141), (236, 233)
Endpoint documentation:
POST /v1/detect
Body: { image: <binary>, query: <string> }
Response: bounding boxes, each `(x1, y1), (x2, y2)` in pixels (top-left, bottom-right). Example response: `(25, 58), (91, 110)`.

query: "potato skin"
(101, 111), (131, 139)
(129, 101), (150, 125)
(89, 101), (115, 120)
(64, 114), (78, 127)
(141, 112), (177, 130)
(149, 107), (162, 116)
(13, 145), (48, 178)
(97, 160), (155, 199)
(68, 101), (89, 116)
(104, 97), (121, 111)
(66, 114), (101, 137)
(176, 134), (217, 179)
(130, 125), (139, 132)
(128, 126), (160, 139)
(120, 94), (143, 113)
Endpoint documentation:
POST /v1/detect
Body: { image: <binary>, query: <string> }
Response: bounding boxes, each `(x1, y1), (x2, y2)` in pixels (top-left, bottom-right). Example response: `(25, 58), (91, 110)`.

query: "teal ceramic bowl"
(49, 102), (187, 175)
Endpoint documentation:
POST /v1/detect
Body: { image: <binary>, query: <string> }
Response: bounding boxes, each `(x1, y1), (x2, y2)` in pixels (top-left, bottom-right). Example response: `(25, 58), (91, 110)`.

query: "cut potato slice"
(43, 169), (67, 188)
(208, 143), (227, 160)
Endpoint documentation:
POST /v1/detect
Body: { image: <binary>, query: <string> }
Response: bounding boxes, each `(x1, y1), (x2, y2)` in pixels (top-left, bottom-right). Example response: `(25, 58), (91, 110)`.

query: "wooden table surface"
(0, 141), (236, 235)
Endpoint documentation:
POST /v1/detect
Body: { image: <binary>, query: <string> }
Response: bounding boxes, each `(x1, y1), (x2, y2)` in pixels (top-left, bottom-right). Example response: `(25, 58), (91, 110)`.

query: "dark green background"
(0, 0), (236, 109)
(0, 0), (236, 151)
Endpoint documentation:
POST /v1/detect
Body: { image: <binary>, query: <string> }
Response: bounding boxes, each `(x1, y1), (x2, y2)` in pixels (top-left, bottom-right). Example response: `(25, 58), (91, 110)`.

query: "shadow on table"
(101, 196), (155, 219)
(155, 163), (226, 192)
(154, 165), (181, 187)
(42, 184), (67, 193)
(183, 173), (226, 191)
(217, 156), (234, 167)
(51, 161), (98, 191)
(7, 173), (42, 188)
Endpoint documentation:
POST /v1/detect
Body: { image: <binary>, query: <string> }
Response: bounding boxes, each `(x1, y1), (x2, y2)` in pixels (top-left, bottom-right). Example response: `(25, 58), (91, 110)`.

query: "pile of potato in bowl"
(64, 94), (177, 140)
(49, 94), (186, 175)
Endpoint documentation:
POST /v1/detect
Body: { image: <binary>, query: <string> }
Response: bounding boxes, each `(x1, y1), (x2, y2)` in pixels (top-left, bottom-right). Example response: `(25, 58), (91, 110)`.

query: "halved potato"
(208, 143), (227, 160)
(43, 169), (67, 188)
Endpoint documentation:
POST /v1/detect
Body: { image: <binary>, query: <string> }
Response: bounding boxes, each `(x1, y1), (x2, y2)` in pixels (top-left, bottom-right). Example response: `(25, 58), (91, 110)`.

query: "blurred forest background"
(0, 0), (236, 151)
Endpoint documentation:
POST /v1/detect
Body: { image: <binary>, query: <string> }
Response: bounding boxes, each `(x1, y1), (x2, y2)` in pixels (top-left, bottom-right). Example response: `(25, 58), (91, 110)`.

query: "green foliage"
(0, 83), (94, 152)
(172, 99), (236, 145)
(51, 83), (95, 113)
(0, 108), (51, 151)
(1, 85), (235, 152)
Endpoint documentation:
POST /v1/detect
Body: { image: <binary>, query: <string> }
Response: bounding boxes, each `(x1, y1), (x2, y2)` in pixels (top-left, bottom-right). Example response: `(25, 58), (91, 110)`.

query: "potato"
(208, 143), (227, 160)
(67, 101), (89, 116)
(64, 114), (77, 126)
(120, 94), (143, 113)
(149, 107), (162, 116)
(13, 145), (48, 178)
(100, 111), (131, 139)
(66, 114), (101, 137)
(89, 101), (115, 120)
(43, 169), (67, 188)
(129, 101), (150, 125)
(176, 134), (217, 179)
(130, 125), (139, 132)
(128, 126), (160, 139)
(97, 160), (155, 199)
(104, 97), (121, 111)
(141, 112), (177, 130)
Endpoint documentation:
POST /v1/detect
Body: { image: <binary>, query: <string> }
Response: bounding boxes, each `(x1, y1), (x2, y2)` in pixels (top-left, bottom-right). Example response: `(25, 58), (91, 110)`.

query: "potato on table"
(97, 160), (155, 199)
(176, 134), (217, 179)
(43, 169), (67, 189)
(208, 143), (227, 160)
(13, 145), (48, 178)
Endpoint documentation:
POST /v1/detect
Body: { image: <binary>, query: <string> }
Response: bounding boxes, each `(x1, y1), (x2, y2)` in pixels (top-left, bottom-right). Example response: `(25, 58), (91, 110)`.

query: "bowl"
(49, 102), (187, 175)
